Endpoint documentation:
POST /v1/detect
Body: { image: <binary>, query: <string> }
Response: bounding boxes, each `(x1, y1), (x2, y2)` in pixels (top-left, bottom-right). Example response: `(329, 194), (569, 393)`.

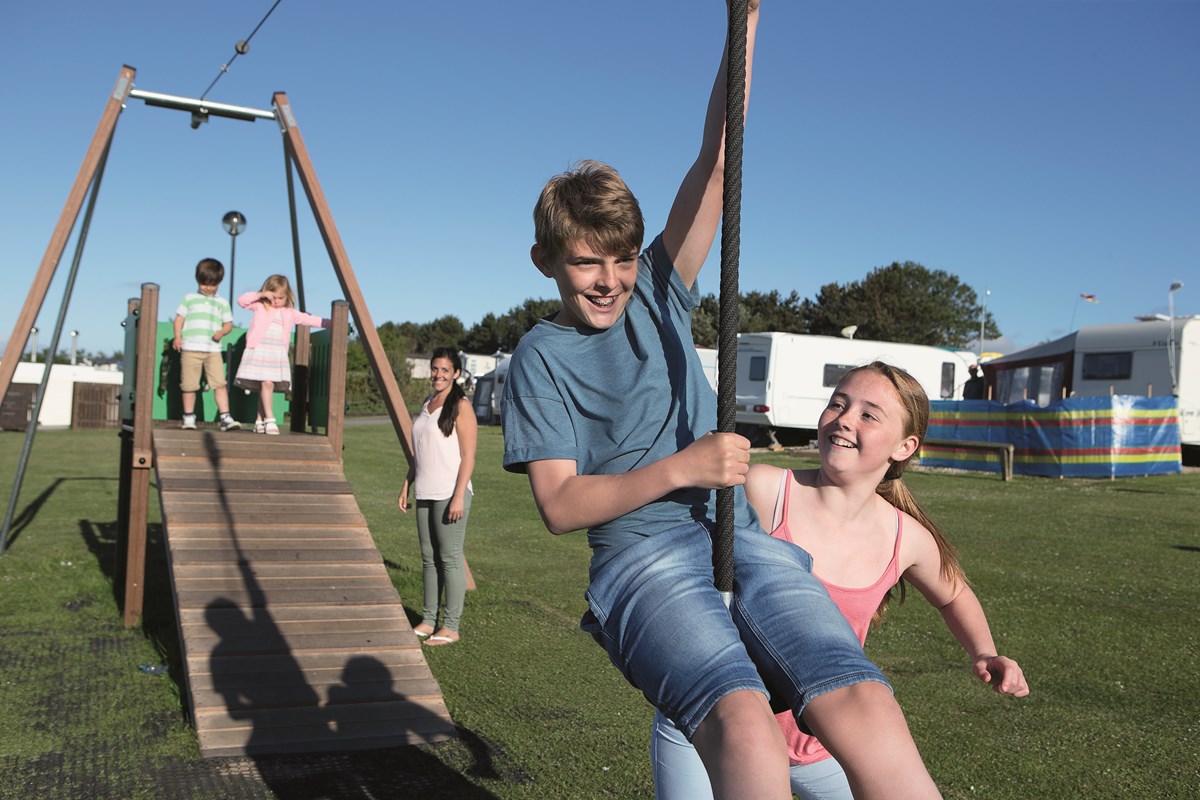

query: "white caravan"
(735, 332), (976, 443)
(472, 355), (511, 425)
(696, 347), (718, 392)
(984, 317), (1199, 447)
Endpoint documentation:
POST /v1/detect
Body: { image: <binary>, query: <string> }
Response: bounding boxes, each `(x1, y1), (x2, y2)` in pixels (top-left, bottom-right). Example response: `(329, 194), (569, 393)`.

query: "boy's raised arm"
(662, 0), (760, 289)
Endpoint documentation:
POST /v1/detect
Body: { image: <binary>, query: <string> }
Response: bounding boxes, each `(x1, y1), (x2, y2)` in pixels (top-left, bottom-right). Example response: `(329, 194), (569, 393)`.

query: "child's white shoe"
(254, 420), (266, 434)
(181, 414), (197, 430)
(264, 418), (279, 435)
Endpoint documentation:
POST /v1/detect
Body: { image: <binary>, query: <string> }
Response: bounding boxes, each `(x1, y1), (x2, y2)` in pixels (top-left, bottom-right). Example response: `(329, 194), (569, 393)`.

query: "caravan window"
(748, 356), (767, 381)
(1081, 352), (1132, 380)
(823, 364), (855, 387)
(994, 361), (1066, 405)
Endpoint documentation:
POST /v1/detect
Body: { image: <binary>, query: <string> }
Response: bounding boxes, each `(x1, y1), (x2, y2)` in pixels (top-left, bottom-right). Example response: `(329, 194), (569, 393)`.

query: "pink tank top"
(769, 470), (903, 765)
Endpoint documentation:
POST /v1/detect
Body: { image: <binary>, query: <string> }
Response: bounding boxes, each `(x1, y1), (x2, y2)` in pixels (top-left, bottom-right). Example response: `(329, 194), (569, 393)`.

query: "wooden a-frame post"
(273, 93), (415, 463)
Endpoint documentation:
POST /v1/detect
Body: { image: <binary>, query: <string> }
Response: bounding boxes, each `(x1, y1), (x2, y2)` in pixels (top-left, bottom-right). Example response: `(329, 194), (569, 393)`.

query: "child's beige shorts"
(180, 350), (227, 392)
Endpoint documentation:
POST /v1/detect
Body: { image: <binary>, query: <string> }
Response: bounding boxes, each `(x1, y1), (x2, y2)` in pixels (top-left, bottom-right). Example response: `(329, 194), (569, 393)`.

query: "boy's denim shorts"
(581, 521), (888, 740)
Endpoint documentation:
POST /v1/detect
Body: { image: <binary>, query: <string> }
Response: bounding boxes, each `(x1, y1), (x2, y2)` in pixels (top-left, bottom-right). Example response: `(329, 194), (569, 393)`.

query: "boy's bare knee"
(691, 690), (790, 800)
(804, 681), (904, 736)
(693, 689), (782, 756)
(803, 683), (941, 799)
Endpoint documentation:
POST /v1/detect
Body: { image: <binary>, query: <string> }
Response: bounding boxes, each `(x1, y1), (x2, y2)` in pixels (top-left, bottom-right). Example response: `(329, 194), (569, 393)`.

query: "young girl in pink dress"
(234, 274), (328, 435)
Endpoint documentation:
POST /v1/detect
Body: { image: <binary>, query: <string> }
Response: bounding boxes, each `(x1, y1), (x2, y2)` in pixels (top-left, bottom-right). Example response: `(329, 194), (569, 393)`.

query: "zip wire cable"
(199, 0), (284, 100)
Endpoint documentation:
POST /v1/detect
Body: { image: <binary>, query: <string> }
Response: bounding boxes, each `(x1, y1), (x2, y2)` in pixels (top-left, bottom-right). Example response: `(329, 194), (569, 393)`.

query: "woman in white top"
(398, 348), (477, 645)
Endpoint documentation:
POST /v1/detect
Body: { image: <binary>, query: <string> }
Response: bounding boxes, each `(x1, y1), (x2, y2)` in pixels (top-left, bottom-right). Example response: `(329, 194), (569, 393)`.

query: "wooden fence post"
(326, 301), (349, 459)
(122, 283), (158, 627)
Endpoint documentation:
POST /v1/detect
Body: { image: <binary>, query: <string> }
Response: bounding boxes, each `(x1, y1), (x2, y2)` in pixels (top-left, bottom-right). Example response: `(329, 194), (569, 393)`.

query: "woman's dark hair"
(431, 348), (466, 437)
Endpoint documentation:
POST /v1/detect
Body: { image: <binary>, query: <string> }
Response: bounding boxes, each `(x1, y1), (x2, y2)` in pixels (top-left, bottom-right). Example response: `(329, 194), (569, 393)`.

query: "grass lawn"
(1, 424), (1198, 798)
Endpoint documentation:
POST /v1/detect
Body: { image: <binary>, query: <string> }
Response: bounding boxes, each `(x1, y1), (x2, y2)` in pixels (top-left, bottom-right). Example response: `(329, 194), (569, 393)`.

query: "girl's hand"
(974, 655), (1030, 697)
(397, 481), (410, 513)
(447, 496), (465, 523)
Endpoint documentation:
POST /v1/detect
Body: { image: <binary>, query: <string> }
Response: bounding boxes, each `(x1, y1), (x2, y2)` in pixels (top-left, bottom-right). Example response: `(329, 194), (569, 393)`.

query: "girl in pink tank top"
(652, 362), (1029, 800)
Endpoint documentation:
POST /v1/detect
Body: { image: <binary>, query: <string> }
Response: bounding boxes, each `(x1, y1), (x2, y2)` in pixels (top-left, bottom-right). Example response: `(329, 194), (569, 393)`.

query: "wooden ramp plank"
(152, 428), (456, 758)
(178, 603), (408, 627)
(158, 477), (355, 494)
(159, 510), (367, 527)
(167, 548), (386, 566)
(153, 429), (339, 458)
(185, 646), (432, 675)
(166, 526), (377, 541)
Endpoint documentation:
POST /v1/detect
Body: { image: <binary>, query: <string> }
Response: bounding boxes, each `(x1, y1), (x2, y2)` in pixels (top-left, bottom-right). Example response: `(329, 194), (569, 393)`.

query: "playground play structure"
(0, 67), (455, 755)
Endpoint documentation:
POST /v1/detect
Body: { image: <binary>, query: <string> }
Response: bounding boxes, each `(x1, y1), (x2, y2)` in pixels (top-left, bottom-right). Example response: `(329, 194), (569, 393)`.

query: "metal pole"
(1168, 281), (1183, 396)
(977, 289), (990, 359)
(282, 137), (307, 312)
(2, 141), (112, 554)
(229, 234), (237, 308)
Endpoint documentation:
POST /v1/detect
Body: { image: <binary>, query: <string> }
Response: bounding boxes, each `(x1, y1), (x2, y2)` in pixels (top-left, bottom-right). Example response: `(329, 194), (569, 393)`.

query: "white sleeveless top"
(412, 397), (472, 501)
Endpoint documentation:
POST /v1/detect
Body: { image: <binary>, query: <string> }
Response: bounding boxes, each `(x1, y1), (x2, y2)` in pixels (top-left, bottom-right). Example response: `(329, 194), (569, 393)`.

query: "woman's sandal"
(424, 630), (459, 646)
(413, 625), (435, 639)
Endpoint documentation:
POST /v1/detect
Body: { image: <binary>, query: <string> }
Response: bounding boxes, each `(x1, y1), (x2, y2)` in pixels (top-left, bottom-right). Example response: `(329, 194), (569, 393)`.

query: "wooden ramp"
(152, 427), (457, 758)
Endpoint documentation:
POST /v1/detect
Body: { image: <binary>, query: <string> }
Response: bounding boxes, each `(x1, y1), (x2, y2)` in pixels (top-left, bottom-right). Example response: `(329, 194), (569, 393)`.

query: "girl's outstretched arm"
(937, 586), (1029, 697)
(902, 521), (1030, 698)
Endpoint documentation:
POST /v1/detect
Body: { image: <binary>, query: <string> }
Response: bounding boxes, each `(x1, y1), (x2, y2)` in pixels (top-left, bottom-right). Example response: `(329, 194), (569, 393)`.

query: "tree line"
(370, 260), (999, 355)
(347, 261), (1001, 414)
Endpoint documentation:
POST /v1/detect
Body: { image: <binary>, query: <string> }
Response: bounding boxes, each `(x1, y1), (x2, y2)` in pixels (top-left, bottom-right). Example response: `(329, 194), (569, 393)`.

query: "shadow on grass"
(225, 728), (512, 799)
(78, 517), (182, 696)
(1172, 544), (1200, 553)
(3, 476), (118, 550)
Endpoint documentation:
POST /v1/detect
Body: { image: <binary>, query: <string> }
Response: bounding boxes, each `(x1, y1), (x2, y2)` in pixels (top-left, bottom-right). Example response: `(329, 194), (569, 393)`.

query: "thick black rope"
(715, 0), (747, 595)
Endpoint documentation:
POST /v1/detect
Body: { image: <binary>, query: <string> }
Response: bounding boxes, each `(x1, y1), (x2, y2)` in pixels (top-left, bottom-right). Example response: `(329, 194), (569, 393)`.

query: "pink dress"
(234, 310), (292, 391)
(232, 293), (328, 393)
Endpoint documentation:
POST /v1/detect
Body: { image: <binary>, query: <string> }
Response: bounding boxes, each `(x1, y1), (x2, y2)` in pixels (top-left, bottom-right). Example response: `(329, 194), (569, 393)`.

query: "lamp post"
(29, 327), (38, 363)
(221, 211), (247, 307)
(977, 289), (991, 359)
(1168, 281), (1183, 396)
(69, 330), (79, 365)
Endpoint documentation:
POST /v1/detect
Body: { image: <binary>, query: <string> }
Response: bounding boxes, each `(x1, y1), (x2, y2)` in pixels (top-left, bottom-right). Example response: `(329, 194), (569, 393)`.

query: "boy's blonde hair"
(259, 274), (295, 307)
(533, 160), (645, 263)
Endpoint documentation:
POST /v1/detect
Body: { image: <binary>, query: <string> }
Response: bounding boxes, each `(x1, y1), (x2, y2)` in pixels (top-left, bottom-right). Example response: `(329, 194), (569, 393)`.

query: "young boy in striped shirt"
(172, 257), (240, 431)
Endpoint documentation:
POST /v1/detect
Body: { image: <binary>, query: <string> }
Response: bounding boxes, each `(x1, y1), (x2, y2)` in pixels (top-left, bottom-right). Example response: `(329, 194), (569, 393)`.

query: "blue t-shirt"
(502, 234), (758, 576)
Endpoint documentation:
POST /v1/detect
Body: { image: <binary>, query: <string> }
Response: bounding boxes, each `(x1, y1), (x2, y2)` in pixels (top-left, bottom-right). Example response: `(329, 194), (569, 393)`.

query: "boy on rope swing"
(501, 3), (941, 798)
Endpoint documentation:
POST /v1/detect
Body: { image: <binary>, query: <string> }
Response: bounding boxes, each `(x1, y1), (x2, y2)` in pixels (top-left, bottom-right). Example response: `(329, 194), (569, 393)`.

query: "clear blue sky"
(2, 0), (1196, 359)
